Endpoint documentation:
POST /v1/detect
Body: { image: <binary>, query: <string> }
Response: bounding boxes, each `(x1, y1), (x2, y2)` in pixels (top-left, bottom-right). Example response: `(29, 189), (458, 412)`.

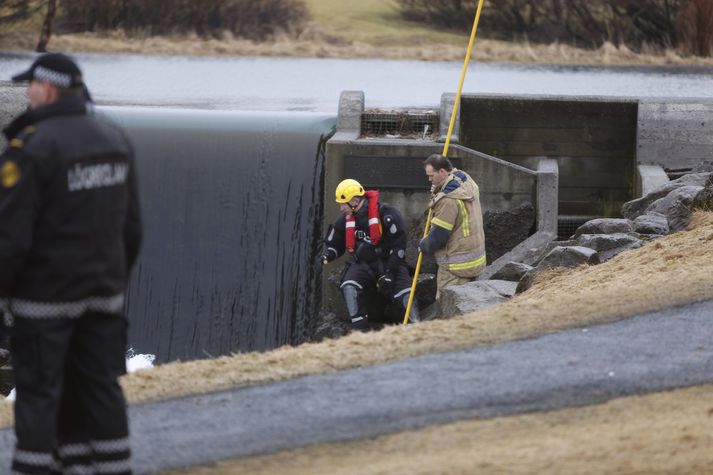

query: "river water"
(1, 52), (712, 111)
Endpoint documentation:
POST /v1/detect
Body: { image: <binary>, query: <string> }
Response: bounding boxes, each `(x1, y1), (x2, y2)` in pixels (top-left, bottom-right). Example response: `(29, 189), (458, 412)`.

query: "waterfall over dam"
(100, 107), (336, 363)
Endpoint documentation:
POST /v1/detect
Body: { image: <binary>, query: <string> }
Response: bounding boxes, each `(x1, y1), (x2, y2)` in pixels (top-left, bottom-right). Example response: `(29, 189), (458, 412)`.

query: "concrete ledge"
(439, 93), (459, 144)
(536, 158), (559, 235)
(636, 164), (669, 197)
(336, 90), (364, 139)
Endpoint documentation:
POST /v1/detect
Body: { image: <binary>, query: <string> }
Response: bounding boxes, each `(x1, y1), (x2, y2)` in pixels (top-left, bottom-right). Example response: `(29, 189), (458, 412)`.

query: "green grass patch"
(304, 0), (467, 46)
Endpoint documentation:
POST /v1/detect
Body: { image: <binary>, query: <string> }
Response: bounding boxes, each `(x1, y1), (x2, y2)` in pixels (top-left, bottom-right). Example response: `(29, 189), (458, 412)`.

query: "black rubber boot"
(350, 314), (370, 332)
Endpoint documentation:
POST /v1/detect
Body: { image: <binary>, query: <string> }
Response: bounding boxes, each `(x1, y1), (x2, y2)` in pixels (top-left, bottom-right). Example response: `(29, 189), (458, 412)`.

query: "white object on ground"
(4, 349), (156, 401)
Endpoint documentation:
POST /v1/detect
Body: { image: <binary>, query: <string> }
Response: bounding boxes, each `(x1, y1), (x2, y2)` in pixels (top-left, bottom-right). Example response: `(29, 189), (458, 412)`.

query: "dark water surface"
(2, 52), (713, 111)
(100, 107), (334, 362)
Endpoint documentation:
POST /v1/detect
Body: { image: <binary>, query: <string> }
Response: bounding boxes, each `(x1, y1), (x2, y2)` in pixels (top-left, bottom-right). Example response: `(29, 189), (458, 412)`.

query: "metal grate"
(557, 215), (601, 240)
(360, 110), (439, 139)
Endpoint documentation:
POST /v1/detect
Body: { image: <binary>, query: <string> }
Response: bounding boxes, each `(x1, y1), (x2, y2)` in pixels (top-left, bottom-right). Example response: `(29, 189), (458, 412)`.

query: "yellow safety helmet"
(335, 178), (365, 203)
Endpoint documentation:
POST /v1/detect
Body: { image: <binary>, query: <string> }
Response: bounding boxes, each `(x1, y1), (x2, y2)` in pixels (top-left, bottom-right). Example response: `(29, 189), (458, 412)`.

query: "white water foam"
(4, 349), (156, 402)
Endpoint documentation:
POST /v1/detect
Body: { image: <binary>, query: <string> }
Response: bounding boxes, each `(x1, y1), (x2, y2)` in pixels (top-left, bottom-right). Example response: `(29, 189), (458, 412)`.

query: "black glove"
(376, 272), (394, 296)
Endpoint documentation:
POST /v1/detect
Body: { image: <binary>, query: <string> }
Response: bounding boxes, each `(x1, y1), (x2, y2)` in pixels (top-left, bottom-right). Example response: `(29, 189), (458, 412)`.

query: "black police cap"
(12, 52), (84, 88)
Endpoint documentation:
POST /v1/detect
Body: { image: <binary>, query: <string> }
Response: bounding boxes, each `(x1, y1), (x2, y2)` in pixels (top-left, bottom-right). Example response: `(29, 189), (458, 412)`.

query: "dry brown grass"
(2, 30), (713, 65)
(164, 383), (713, 475)
(2, 212), (713, 431)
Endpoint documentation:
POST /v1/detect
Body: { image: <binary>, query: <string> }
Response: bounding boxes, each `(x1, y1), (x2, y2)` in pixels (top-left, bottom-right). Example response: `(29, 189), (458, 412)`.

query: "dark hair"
(423, 154), (453, 172)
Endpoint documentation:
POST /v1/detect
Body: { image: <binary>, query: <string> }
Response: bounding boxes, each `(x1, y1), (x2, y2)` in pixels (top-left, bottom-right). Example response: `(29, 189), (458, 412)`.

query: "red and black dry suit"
(0, 95), (141, 475)
(323, 193), (418, 329)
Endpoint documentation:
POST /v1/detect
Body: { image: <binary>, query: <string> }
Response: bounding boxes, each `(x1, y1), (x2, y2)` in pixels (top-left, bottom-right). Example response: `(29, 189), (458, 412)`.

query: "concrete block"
(439, 93), (459, 144)
(636, 164), (669, 197)
(336, 90), (364, 137)
(536, 158), (559, 235)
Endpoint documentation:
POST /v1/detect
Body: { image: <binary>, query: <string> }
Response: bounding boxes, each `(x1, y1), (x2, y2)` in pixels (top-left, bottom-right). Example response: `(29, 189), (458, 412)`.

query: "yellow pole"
(403, 0), (486, 325)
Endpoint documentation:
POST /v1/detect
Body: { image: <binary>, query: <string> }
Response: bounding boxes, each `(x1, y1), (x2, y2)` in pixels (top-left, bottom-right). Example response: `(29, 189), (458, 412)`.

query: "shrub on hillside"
(677, 0), (713, 57)
(0, 0), (43, 26)
(58, 0), (309, 40)
(396, 0), (694, 53)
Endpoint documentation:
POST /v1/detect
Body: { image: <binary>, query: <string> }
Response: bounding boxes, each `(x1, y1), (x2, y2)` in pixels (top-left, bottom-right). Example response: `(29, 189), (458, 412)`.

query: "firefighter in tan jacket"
(419, 154), (486, 296)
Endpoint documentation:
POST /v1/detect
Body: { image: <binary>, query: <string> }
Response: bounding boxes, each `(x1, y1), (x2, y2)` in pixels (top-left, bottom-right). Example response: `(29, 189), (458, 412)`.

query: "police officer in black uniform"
(323, 178), (419, 330)
(0, 53), (141, 474)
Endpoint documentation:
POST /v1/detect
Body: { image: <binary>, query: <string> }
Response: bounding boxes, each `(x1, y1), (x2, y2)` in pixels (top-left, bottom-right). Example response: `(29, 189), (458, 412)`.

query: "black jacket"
(324, 197), (407, 276)
(0, 96), (142, 317)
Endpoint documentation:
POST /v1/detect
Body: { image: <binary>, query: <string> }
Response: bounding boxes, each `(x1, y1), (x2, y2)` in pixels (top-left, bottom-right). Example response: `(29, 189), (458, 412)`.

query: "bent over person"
(0, 53), (142, 474)
(323, 178), (419, 330)
(419, 154), (486, 297)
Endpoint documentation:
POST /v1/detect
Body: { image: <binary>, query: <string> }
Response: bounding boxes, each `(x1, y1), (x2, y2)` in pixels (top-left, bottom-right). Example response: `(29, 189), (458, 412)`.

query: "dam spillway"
(100, 107), (336, 362)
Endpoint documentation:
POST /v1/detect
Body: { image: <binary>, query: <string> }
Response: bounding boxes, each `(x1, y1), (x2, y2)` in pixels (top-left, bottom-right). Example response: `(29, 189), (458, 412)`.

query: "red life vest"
(345, 190), (382, 253)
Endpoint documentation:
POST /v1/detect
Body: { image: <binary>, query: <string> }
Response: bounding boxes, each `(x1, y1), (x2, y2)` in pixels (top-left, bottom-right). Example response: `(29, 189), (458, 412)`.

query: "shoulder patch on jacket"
(9, 126), (36, 150)
(1, 160), (21, 188)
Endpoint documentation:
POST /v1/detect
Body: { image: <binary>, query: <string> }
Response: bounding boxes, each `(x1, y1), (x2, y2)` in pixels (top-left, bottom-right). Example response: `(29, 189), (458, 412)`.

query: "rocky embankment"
(317, 168), (713, 333)
(440, 169), (713, 318)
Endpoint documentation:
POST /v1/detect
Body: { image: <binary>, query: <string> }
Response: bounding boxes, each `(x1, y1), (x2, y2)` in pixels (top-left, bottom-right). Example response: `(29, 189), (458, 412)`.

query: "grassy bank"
(4, 212), (713, 428)
(166, 384), (713, 475)
(1, 0), (713, 65)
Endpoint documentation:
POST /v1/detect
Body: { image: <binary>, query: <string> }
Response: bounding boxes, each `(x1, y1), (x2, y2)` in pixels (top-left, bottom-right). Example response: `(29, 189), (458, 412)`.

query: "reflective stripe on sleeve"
(431, 217), (454, 231)
(457, 200), (470, 237)
(368, 217), (380, 226)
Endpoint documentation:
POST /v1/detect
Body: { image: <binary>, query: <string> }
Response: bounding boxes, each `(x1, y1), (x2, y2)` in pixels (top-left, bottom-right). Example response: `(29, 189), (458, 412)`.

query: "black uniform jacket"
(324, 198), (407, 276)
(0, 96), (142, 317)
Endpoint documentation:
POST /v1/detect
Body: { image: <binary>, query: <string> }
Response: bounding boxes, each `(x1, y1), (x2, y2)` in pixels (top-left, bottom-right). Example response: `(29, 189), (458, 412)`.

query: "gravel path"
(2, 300), (713, 473)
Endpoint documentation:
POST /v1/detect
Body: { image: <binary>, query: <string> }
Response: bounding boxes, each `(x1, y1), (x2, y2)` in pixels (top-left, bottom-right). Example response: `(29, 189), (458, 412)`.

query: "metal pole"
(403, 0), (486, 325)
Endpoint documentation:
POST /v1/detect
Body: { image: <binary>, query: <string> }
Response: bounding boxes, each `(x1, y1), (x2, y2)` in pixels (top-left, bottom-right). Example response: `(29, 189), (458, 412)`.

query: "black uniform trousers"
(11, 311), (131, 475)
(340, 259), (413, 302)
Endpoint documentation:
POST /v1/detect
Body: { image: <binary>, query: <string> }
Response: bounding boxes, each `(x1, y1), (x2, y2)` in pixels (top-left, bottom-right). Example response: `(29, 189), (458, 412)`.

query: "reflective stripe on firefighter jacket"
(429, 169), (486, 278)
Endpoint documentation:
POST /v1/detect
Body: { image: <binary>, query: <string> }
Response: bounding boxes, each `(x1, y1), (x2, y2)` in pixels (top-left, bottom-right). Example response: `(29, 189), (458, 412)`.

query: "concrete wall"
(458, 94), (639, 217)
(637, 99), (713, 172)
(0, 82), (27, 150)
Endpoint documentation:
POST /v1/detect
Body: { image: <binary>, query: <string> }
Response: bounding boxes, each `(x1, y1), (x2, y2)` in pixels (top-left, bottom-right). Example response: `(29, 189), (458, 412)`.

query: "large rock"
(516, 245), (600, 293)
(646, 185), (703, 231)
(311, 311), (351, 342)
(573, 218), (633, 238)
(439, 280), (518, 318)
(538, 245), (600, 269)
(633, 212), (669, 235)
(483, 201), (535, 263)
(478, 231), (556, 281)
(490, 261), (533, 282)
(622, 173), (712, 219)
(567, 233), (643, 262)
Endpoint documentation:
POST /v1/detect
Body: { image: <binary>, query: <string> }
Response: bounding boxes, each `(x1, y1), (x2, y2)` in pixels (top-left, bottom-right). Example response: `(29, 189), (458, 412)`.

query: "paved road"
(2, 300), (713, 473)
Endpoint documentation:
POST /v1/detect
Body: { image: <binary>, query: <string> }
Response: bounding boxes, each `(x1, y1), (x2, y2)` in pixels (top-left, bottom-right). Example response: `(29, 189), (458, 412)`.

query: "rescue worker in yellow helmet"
(419, 154), (486, 297)
(323, 178), (419, 330)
